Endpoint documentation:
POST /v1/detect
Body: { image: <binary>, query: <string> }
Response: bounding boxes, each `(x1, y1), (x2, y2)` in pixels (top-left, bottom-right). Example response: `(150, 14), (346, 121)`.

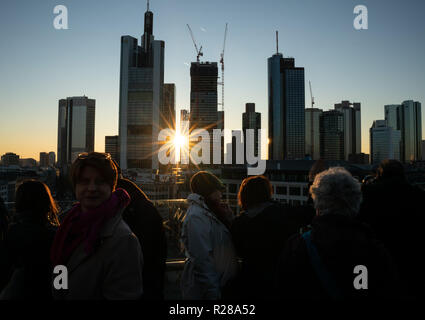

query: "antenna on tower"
(276, 30), (278, 54)
(147, 0), (149, 11)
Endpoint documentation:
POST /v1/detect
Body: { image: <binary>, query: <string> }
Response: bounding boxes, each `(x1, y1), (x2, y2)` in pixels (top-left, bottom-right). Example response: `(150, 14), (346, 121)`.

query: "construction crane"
(187, 24), (203, 63)
(218, 23), (228, 112)
(309, 81), (315, 108)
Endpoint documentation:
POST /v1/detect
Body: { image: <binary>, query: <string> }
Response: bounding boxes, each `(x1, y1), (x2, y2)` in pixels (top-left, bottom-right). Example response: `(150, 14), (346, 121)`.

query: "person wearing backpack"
(276, 167), (399, 300)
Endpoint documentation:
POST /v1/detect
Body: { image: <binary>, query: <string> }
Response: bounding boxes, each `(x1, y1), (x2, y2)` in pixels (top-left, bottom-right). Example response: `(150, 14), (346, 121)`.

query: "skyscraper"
(305, 108), (323, 160)
(320, 110), (344, 160)
(230, 130), (243, 165)
(384, 104), (400, 130)
(189, 62), (219, 165)
(385, 101), (422, 162)
(370, 120), (401, 164)
(400, 100), (422, 161)
(57, 96), (95, 169)
(180, 109), (190, 164)
(40, 152), (49, 167)
(162, 83), (176, 131)
(268, 53), (305, 160)
(118, 4), (164, 170)
(334, 101), (361, 160)
(105, 135), (119, 163)
(243, 103), (261, 161)
(48, 152), (56, 167)
(422, 140), (425, 160)
(217, 110), (225, 164)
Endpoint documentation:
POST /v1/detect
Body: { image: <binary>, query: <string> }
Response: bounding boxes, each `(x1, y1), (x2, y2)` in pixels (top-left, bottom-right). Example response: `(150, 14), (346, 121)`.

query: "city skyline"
(1, 0), (425, 159)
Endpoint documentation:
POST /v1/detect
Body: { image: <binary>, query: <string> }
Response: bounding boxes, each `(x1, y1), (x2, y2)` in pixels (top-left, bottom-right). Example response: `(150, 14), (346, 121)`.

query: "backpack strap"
(302, 230), (344, 300)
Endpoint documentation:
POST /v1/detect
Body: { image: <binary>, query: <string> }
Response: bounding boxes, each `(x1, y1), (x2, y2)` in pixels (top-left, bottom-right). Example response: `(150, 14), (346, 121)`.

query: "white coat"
(180, 193), (238, 300)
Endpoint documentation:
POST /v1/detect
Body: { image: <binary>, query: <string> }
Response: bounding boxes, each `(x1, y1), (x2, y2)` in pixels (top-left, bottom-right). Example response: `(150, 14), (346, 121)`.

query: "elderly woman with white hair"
(275, 167), (399, 300)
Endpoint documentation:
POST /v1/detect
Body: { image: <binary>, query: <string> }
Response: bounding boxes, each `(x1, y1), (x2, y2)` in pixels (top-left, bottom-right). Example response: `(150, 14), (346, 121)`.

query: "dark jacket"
(0, 212), (56, 299)
(276, 214), (399, 300)
(0, 197), (8, 241)
(116, 178), (167, 300)
(0, 198), (11, 291)
(358, 177), (425, 298)
(229, 201), (314, 299)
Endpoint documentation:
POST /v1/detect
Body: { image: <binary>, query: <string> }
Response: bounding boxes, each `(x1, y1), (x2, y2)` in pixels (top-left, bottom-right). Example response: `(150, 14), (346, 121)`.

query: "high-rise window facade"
(105, 135), (119, 163)
(305, 108), (322, 160)
(320, 110), (344, 160)
(242, 103), (261, 160)
(334, 101), (361, 160)
(384, 101), (422, 162)
(370, 120), (401, 164)
(57, 96), (95, 169)
(162, 83), (176, 131)
(119, 6), (165, 170)
(189, 62), (219, 165)
(268, 54), (305, 160)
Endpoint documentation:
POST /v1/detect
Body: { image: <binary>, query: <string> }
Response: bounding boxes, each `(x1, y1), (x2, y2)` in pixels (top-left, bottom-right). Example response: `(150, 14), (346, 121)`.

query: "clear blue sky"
(1, 0), (424, 159)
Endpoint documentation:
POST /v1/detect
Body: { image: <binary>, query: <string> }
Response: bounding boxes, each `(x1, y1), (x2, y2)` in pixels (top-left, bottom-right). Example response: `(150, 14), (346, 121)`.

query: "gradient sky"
(1, 0), (424, 160)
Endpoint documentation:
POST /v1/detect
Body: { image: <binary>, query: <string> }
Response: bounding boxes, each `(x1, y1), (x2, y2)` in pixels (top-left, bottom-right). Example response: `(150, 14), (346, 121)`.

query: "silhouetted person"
(116, 177), (167, 300)
(276, 167), (398, 300)
(230, 175), (313, 299)
(51, 152), (143, 300)
(0, 197), (8, 242)
(306, 160), (328, 206)
(181, 171), (238, 300)
(0, 197), (11, 291)
(0, 180), (59, 299)
(358, 159), (425, 298)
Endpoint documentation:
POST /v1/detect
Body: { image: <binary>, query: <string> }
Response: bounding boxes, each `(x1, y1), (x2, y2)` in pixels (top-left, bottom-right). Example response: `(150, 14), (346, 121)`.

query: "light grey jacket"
(52, 210), (143, 300)
(180, 193), (238, 300)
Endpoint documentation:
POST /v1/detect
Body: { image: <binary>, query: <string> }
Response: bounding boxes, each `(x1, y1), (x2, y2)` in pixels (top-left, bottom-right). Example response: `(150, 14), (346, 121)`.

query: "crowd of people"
(0, 152), (424, 300)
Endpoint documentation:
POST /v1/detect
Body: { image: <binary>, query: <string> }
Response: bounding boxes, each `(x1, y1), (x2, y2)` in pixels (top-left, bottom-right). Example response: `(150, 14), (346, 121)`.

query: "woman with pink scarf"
(50, 152), (143, 300)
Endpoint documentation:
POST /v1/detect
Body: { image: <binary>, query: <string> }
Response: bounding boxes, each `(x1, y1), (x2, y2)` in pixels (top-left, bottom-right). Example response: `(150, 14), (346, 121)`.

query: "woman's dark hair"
(70, 152), (118, 191)
(15, 180), (59, 226)
(309, 159), (328, 182)
(190, 171), (224, 198)
(238, 175), (273, 211)
(377, 159), (405, 181)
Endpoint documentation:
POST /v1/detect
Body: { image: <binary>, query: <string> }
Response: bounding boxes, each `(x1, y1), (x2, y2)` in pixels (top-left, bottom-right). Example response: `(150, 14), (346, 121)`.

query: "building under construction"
(189, 62), (221, 165)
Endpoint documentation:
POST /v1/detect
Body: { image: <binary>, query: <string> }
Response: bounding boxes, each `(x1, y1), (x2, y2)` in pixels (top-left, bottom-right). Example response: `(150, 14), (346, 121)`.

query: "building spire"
(276, 30), (279, 54)
(142, 0), (154, 54)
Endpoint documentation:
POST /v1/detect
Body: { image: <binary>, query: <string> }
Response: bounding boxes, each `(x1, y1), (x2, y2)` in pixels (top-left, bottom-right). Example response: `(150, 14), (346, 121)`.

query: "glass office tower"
(305, 108), (323, 160)
(243, 103), (261, 160)
(320, 110), (344, 160)
(370, 120), (401, 164)
(334, 101), (361, 160)
(119, 5), (165, 170)
(385, 101), (422, 161)
(57, 96), (95, 169)
(189, 62), (219, 166)
(268, 54), (305, 160)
